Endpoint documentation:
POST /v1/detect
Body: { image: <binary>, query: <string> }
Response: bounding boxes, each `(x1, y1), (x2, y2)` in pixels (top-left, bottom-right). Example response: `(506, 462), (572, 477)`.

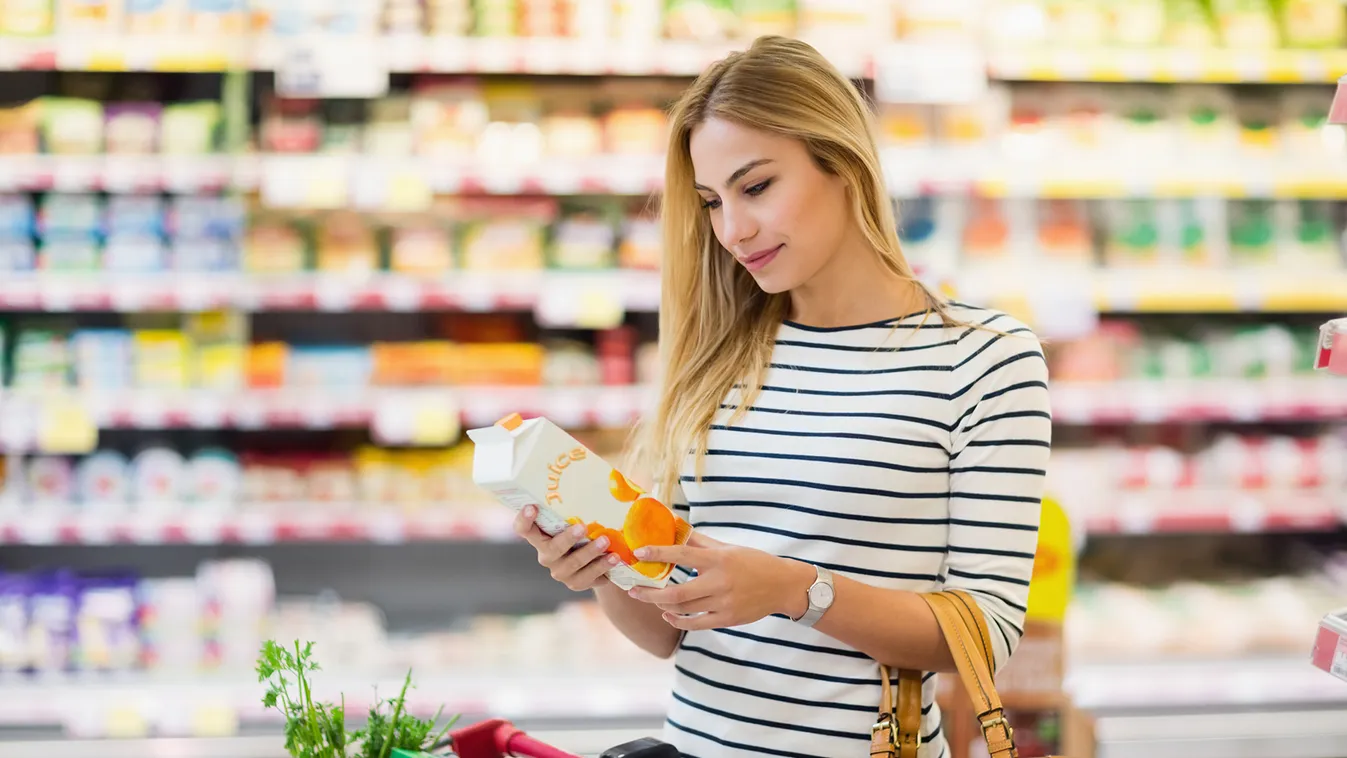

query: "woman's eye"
(701, 197), (722, 210)
(745, 179), (772, 196)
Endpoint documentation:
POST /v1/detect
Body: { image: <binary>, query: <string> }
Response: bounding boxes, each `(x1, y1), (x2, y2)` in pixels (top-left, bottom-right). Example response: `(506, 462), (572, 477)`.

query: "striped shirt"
(659, 303), (1052, 758)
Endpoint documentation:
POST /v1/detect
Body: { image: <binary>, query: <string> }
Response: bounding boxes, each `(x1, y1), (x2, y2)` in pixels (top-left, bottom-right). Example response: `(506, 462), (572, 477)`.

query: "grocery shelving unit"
(3, 3), (1347, 758)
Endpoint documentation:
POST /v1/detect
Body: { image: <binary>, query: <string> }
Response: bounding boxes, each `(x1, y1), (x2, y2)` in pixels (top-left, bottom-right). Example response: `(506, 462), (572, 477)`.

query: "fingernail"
(595, 536), (609, 549)
(633, 547), (650, 560)
(522, 505), (535, 518)
(608, 555), (621, 565)
(570, 524), (586, 537)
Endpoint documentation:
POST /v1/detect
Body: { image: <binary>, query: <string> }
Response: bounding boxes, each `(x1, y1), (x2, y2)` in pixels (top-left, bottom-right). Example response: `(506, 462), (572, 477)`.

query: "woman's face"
(688, 117), (853, 294)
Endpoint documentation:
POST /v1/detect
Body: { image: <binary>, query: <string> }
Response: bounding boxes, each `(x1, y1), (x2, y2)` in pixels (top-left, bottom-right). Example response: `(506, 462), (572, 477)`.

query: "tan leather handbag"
(870, 590), (1061, 758)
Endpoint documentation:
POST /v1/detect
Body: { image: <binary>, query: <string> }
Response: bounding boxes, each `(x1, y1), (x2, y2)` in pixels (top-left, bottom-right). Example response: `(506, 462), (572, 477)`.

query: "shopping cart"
(421, 717), (679, 758)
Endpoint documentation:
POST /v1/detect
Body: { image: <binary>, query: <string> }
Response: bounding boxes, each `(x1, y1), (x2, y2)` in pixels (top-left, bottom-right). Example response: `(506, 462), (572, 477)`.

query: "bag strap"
(888, 590), (1019, 758)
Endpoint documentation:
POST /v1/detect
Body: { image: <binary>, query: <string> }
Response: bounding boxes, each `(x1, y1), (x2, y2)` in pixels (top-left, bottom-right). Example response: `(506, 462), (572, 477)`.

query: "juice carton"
(468, 413), (691, 590)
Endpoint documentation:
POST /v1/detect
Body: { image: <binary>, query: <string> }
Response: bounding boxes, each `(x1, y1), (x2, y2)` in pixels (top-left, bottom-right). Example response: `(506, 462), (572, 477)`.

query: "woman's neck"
(787, 240), (929, 329)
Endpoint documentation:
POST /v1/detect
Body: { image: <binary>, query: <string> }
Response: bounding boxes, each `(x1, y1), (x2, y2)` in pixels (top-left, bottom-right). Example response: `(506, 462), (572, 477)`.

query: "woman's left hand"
(626, 532), (811, 631)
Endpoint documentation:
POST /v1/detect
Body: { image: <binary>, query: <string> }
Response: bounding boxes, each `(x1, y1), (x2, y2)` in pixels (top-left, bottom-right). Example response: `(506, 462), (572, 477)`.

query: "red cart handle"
(446, 717), (582, 758)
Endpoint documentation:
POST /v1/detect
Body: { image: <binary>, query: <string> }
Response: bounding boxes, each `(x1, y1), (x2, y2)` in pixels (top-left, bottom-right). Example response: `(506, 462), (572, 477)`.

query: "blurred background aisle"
(1, 1), (1346, 757)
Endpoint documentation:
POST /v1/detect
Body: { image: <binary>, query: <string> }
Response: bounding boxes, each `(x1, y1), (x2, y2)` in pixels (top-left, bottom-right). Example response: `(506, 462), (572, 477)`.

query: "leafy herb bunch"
(257, 640), (458, 758)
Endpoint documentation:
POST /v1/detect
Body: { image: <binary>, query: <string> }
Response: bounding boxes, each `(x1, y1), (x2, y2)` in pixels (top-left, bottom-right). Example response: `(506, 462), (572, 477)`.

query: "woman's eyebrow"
(693, 158), (774, 191)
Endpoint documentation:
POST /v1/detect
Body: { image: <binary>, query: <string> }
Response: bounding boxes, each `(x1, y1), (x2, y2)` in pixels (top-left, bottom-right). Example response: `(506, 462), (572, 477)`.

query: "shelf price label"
(276, 34), (389, 99)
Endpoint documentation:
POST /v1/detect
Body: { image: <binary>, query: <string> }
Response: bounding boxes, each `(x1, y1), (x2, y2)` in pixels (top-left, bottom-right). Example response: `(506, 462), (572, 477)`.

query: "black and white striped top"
(659, 303), (1052, 758)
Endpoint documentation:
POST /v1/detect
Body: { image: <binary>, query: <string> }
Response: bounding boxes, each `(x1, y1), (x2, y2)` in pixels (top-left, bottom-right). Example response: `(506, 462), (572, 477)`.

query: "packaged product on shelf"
(1158, 198), (1221, 268)
(737, 0), (797, 37)
(38, 97), (104, 155)
(72, 329), (133, 389)
(160, 101), (222, 154)
(289, 346), (374, 388)
(382, 0), (424, 33)
(541, 107), (604, 159)
(246, 342), (289, 388)
(551, 206), (617, 269)
(0, 573), (29, 674)
(73, 574), (139, 672)
(566, 0), (614, 37)
(410, 78), (488, 158)
(1277, 0), (1346, 47)
(1276, 200), (1342, 269)
(795, 0), (876, 44)
(125, 0), (186, 33)
(458, 198), (554, 271)
(1108, 0), (1165, 46)
(104, 103), (161, 155)
(1109, 86), (1174, 168)
(474, 0), (519, 36)
(28, 571), (78, 674)
(1035, 199), (1093, 265)
(1234, 91), (1282, 157)
(304, 454), (359, 505)
(1210, 0), (1281, 47)
(389, 217), (455, 275)
(132, 329), (190, 388)
(0, 103), (41, 153)
(362, 96), (414, 156)
(0, 456), (19, 509)
(28, 456), (76, 506)
(1102, 199), (1163, 268)
(449, 342), (544, 385)
(198, 557), (274, 671)
(39, 193), (102, 238)
(1002, 85), (1053, 164)
(77, 451), (132, 506)
(315, 211), (380, 274)
(1, 0), (55, 34)
(10, 326), (73, 389)
(1280, 90), (1335, 162)
(618, 209), (661, 270)
(543, 339), (602, 386)
(1173, 86), (1237, 161)
(261, 97), (324, 154)
(136, 577), (202, 671)
(596, 326), (636, 385)
(960, 197), (1014, 264)
(370, 341), (454, 385)
(0, 195), (36, 271)
(1226, 199), (1277, 267)
(184, 0), (246, 33)
(188, 448), (242, 506)
(468, 413), (693, 590)
(132, 445), (186, 504)
(1165, 0), (1221, 47)
(244, 214), (309, 273)
(425, 0), (471, 35)
(241, 453), (305, 504)
(614, 0), (661, 39)
(55, 0), (124, 33)
(519, 0), (566, 36)
(603, 102), (668, 154)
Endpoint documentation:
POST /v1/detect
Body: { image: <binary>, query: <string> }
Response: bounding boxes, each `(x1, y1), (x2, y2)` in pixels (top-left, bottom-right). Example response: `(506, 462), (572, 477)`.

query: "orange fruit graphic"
(608, 469), (644, 502)
(623, 497), (676, 551)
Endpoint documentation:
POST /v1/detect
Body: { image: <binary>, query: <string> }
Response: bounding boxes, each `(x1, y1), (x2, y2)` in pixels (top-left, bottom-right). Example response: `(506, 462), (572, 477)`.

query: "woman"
(513, 35), (1052, 758)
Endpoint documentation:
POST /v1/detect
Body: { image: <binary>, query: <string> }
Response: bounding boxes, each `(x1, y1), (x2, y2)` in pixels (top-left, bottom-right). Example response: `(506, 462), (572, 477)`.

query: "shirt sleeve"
(661, 480), (698, 586)
(944, 323), (1052, 673)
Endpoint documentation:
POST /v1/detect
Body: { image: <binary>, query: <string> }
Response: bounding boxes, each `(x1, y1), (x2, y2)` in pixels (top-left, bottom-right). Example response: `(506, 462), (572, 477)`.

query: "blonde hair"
(634, 35), (960, 500)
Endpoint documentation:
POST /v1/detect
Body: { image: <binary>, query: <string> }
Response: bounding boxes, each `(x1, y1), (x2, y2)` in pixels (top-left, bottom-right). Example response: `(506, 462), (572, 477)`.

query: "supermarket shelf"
(987, 46), (1347, 83)
(0, 34), (872, 78)
(3, 488), (1342, 547)
(1052, 378), (1347, 424)
(0, 668), (676, 737)
(0, 508), (518, 546)
(969, 270), (1347, 314)
(0, 656), (1341, 740)
(1, 272), (1344, 317)
(0, 271), (662, 315)
(12, 153), (1347, 200)
(1093, 707), (1347, 758)
(1068, 656), (1347, 710)
(1078, 490), (1347, 536)
(0, 385), (651, 441)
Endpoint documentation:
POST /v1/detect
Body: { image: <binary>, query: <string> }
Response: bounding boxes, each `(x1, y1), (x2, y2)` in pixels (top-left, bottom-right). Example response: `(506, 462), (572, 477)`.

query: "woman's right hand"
(514, 504), (621, 592)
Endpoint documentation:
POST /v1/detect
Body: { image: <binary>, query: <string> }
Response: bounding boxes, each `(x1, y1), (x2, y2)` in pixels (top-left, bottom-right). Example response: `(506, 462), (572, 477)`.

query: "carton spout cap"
(496, 413), (524, 431)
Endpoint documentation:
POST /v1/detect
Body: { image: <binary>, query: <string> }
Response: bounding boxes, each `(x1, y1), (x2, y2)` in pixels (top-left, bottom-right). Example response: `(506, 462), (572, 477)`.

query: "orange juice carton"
(467, 413), (691, 590)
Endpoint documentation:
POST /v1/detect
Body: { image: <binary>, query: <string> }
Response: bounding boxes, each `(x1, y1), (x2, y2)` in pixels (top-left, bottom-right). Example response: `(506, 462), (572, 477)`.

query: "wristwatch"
(794, 564), (835, 627)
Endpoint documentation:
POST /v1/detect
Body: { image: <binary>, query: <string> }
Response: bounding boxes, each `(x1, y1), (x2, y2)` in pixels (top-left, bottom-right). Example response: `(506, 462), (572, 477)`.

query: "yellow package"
(468, 413), (691, 590)
(133, 330), (191, 389)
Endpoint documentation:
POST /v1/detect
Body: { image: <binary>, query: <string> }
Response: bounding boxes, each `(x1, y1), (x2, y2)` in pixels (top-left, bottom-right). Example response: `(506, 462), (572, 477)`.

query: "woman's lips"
(739, 244), (782, 272)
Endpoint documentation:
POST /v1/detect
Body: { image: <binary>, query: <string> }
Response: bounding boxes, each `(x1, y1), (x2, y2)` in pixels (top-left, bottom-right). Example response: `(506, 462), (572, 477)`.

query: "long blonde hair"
(634, 35), (958, 500)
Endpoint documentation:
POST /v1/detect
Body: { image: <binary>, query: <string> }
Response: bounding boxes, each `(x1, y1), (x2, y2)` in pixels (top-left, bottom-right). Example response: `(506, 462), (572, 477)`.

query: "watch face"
(811, 582), (835, 607)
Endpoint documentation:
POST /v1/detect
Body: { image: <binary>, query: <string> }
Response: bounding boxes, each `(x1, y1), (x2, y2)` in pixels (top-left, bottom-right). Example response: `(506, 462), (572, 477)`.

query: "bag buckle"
(871, 715), (898, 747)
(979, 712), (1014, 743)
